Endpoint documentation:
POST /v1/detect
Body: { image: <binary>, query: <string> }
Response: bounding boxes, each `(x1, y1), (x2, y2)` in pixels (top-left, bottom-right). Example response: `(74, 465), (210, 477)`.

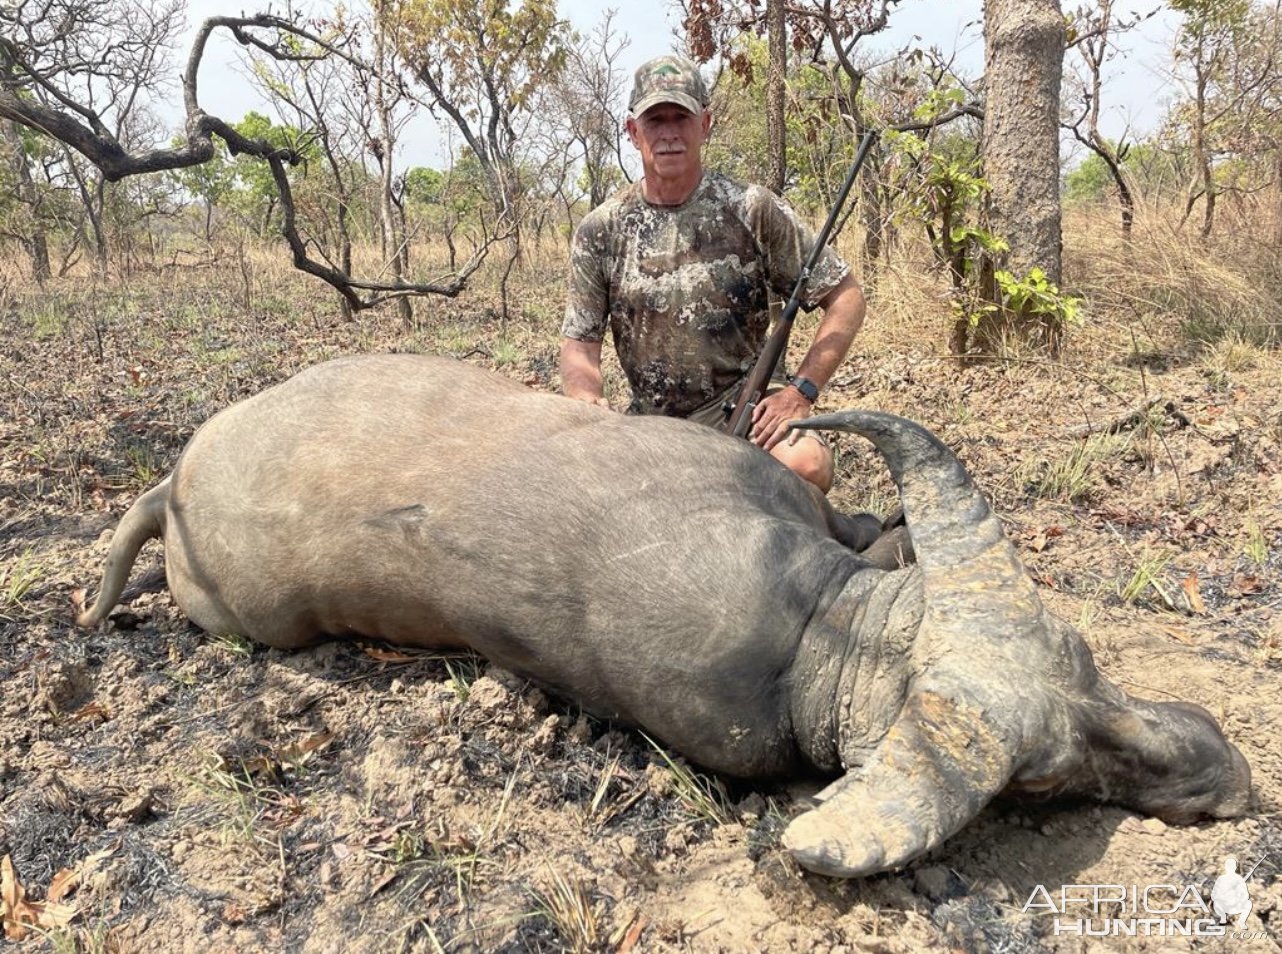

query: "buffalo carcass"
(78, 354), (1250, 877)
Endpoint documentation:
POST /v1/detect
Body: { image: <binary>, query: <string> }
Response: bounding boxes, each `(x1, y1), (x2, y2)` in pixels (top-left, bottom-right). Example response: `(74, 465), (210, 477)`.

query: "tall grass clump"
(1063, 200), (1281, 350)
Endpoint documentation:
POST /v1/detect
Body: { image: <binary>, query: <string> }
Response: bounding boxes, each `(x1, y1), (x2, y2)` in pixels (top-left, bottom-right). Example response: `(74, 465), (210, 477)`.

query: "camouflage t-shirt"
(562, 172), (850, 418)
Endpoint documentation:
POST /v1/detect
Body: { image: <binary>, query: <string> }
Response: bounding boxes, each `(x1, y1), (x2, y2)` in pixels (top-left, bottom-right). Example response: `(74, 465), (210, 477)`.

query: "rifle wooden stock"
(722, 129), (878, 438)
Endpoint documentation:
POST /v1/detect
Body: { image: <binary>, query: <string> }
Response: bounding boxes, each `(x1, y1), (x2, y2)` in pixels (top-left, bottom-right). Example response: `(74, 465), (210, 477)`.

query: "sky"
(173, 0), (1183, 167)
(576, 0), (1182, 149)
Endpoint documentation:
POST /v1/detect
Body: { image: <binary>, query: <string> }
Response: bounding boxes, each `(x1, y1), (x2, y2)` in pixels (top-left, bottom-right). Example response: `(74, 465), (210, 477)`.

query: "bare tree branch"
(0, 8), (500, 309)
(889, 103), (985, 132)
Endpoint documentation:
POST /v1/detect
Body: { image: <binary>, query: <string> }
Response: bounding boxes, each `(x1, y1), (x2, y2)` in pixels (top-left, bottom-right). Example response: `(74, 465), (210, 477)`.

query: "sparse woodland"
(1, 1), (1280, 951)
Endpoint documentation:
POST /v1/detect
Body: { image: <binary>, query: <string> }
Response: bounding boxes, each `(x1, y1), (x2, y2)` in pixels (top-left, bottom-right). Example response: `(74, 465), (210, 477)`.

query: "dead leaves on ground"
(67, 700), (112, 725)
(276, 730), (334, 767)
(1229, 573), (1267, 596)
(2, 846), (115, 941)
(1181, 572), (1208, 615)
(359, 644), (420, 663)
(0, 854), (68, 941)
(215, 731), (335, 786)
(1021, 524), (1065, 553)
(1087, 507), (1221, 544)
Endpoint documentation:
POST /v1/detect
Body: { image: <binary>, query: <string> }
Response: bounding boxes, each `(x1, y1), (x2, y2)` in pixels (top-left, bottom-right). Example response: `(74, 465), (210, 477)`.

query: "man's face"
(626, 103), (711, 181)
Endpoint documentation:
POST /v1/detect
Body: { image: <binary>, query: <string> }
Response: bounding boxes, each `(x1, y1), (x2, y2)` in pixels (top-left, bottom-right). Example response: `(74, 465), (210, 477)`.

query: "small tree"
(168, 136), (235, 242)
(1170, 0), (1250, 238)
(0, 0), (185, 271)
(701, 36), (852, 214)
(555, 12), (631, 212)
(387, 0), (570, 323)
(225, 112), (314, 238)
(1064, 1), (1161, 237)
(1168, 0), (1280, 240)
(0, 118), (53, 281)
(406, 156), (492, 272)
(1, 10), (503, 310)
(884, 125), (1005, 353)
(388, 0), (569, 233)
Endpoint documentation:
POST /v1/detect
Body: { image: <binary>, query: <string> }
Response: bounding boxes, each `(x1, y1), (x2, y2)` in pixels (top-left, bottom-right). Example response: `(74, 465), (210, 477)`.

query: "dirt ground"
(1, 259), (1279, 953)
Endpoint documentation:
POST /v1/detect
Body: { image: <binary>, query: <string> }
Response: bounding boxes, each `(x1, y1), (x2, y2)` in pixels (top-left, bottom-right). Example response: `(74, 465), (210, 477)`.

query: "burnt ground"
(0, 258), (1279, 953)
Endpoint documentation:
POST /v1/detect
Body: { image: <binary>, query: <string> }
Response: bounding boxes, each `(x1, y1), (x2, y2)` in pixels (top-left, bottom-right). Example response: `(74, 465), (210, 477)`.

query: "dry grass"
(0, 550), (45, 622)
(528, 865), (601, 953)
(1062, 200), (1282, 350)
(641, 733), (733, 826)
(7, 190), (1276, 367)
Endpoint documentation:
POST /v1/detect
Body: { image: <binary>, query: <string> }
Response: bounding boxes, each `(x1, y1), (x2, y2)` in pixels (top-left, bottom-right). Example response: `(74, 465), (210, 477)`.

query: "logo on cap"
(628, 55), (708, 117)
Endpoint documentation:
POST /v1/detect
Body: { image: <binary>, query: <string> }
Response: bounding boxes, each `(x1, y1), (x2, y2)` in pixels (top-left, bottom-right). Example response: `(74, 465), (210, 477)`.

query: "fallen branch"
(1068, 397), (1191, 438)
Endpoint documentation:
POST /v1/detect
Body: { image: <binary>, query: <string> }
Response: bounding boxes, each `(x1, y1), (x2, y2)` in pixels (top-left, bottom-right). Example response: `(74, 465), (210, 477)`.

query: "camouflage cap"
(628, 55), (709, 117)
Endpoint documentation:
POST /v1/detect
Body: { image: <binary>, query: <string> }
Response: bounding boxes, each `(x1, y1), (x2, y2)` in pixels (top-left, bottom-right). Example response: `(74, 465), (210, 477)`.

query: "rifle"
(722, 129), (878, 438)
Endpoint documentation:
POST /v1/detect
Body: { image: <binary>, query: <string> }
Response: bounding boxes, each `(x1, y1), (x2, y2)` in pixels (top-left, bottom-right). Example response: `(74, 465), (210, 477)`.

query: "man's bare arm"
(750, 274), (866, 450)
(559, 337), (610, 407)
(793, 273), (867, 389)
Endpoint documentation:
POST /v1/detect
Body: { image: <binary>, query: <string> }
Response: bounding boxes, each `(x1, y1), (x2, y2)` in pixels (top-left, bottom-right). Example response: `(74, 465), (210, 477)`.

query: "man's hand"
(750, 386), (813, 450)
(743, 274), (862, 451)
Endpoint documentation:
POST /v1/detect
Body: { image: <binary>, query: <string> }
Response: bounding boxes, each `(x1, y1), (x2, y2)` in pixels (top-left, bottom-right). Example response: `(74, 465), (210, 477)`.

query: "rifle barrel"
(722, 128), (879, 437)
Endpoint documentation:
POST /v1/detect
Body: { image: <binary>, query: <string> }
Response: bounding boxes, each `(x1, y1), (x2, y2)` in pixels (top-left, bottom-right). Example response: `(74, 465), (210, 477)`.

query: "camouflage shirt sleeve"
(561, 209), (610, 343)
(744, 185), (851, 307)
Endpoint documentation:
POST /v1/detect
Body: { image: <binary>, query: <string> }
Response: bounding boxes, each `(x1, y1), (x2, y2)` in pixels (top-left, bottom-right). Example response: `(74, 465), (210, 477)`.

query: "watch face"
(795, 377), (819, 402)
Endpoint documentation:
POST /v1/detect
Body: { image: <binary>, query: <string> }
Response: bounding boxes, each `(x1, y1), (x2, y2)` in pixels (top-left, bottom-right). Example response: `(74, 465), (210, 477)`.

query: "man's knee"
(771, 436), (834, 493)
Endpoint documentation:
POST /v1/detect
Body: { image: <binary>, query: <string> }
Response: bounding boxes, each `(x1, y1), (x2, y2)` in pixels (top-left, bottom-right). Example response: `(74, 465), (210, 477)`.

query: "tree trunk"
(979, 0), (1066, 352)
(860, 146), (886, 270)
(28, 225), (51, 283)
(445, 217), (458, 271)
(374, 14), (413, 327)
(765, 0), (786, 195)
(88, 178), (108, 272)
(393, 189), (410, 272)
(495, 155), (524, 264)
(1273, 151), (1282, 249)
(338, 196), (354, 322)
(261, 197), (276, 239)
(2, 120), (51, 282)
(317, 135), (354, 321)
(1105, 147), (1135, 239)
(498, 234), (520, 332)
(64, 149), (109, 272)
(1194, 71), (1216, 240)
(1074, 0), (1133, 239)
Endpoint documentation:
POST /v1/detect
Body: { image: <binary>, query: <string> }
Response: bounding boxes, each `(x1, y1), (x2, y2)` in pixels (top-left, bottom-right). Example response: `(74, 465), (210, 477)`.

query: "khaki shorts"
(687, 377), (830, 448)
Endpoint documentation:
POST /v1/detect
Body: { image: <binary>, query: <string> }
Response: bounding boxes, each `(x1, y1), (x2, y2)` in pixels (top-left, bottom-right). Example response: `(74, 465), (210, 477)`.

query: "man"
(560, 54), (867, 494)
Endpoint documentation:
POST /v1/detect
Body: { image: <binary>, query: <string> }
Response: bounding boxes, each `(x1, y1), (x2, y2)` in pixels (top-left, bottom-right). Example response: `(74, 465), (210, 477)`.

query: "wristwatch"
(791, 376), (820, 403)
